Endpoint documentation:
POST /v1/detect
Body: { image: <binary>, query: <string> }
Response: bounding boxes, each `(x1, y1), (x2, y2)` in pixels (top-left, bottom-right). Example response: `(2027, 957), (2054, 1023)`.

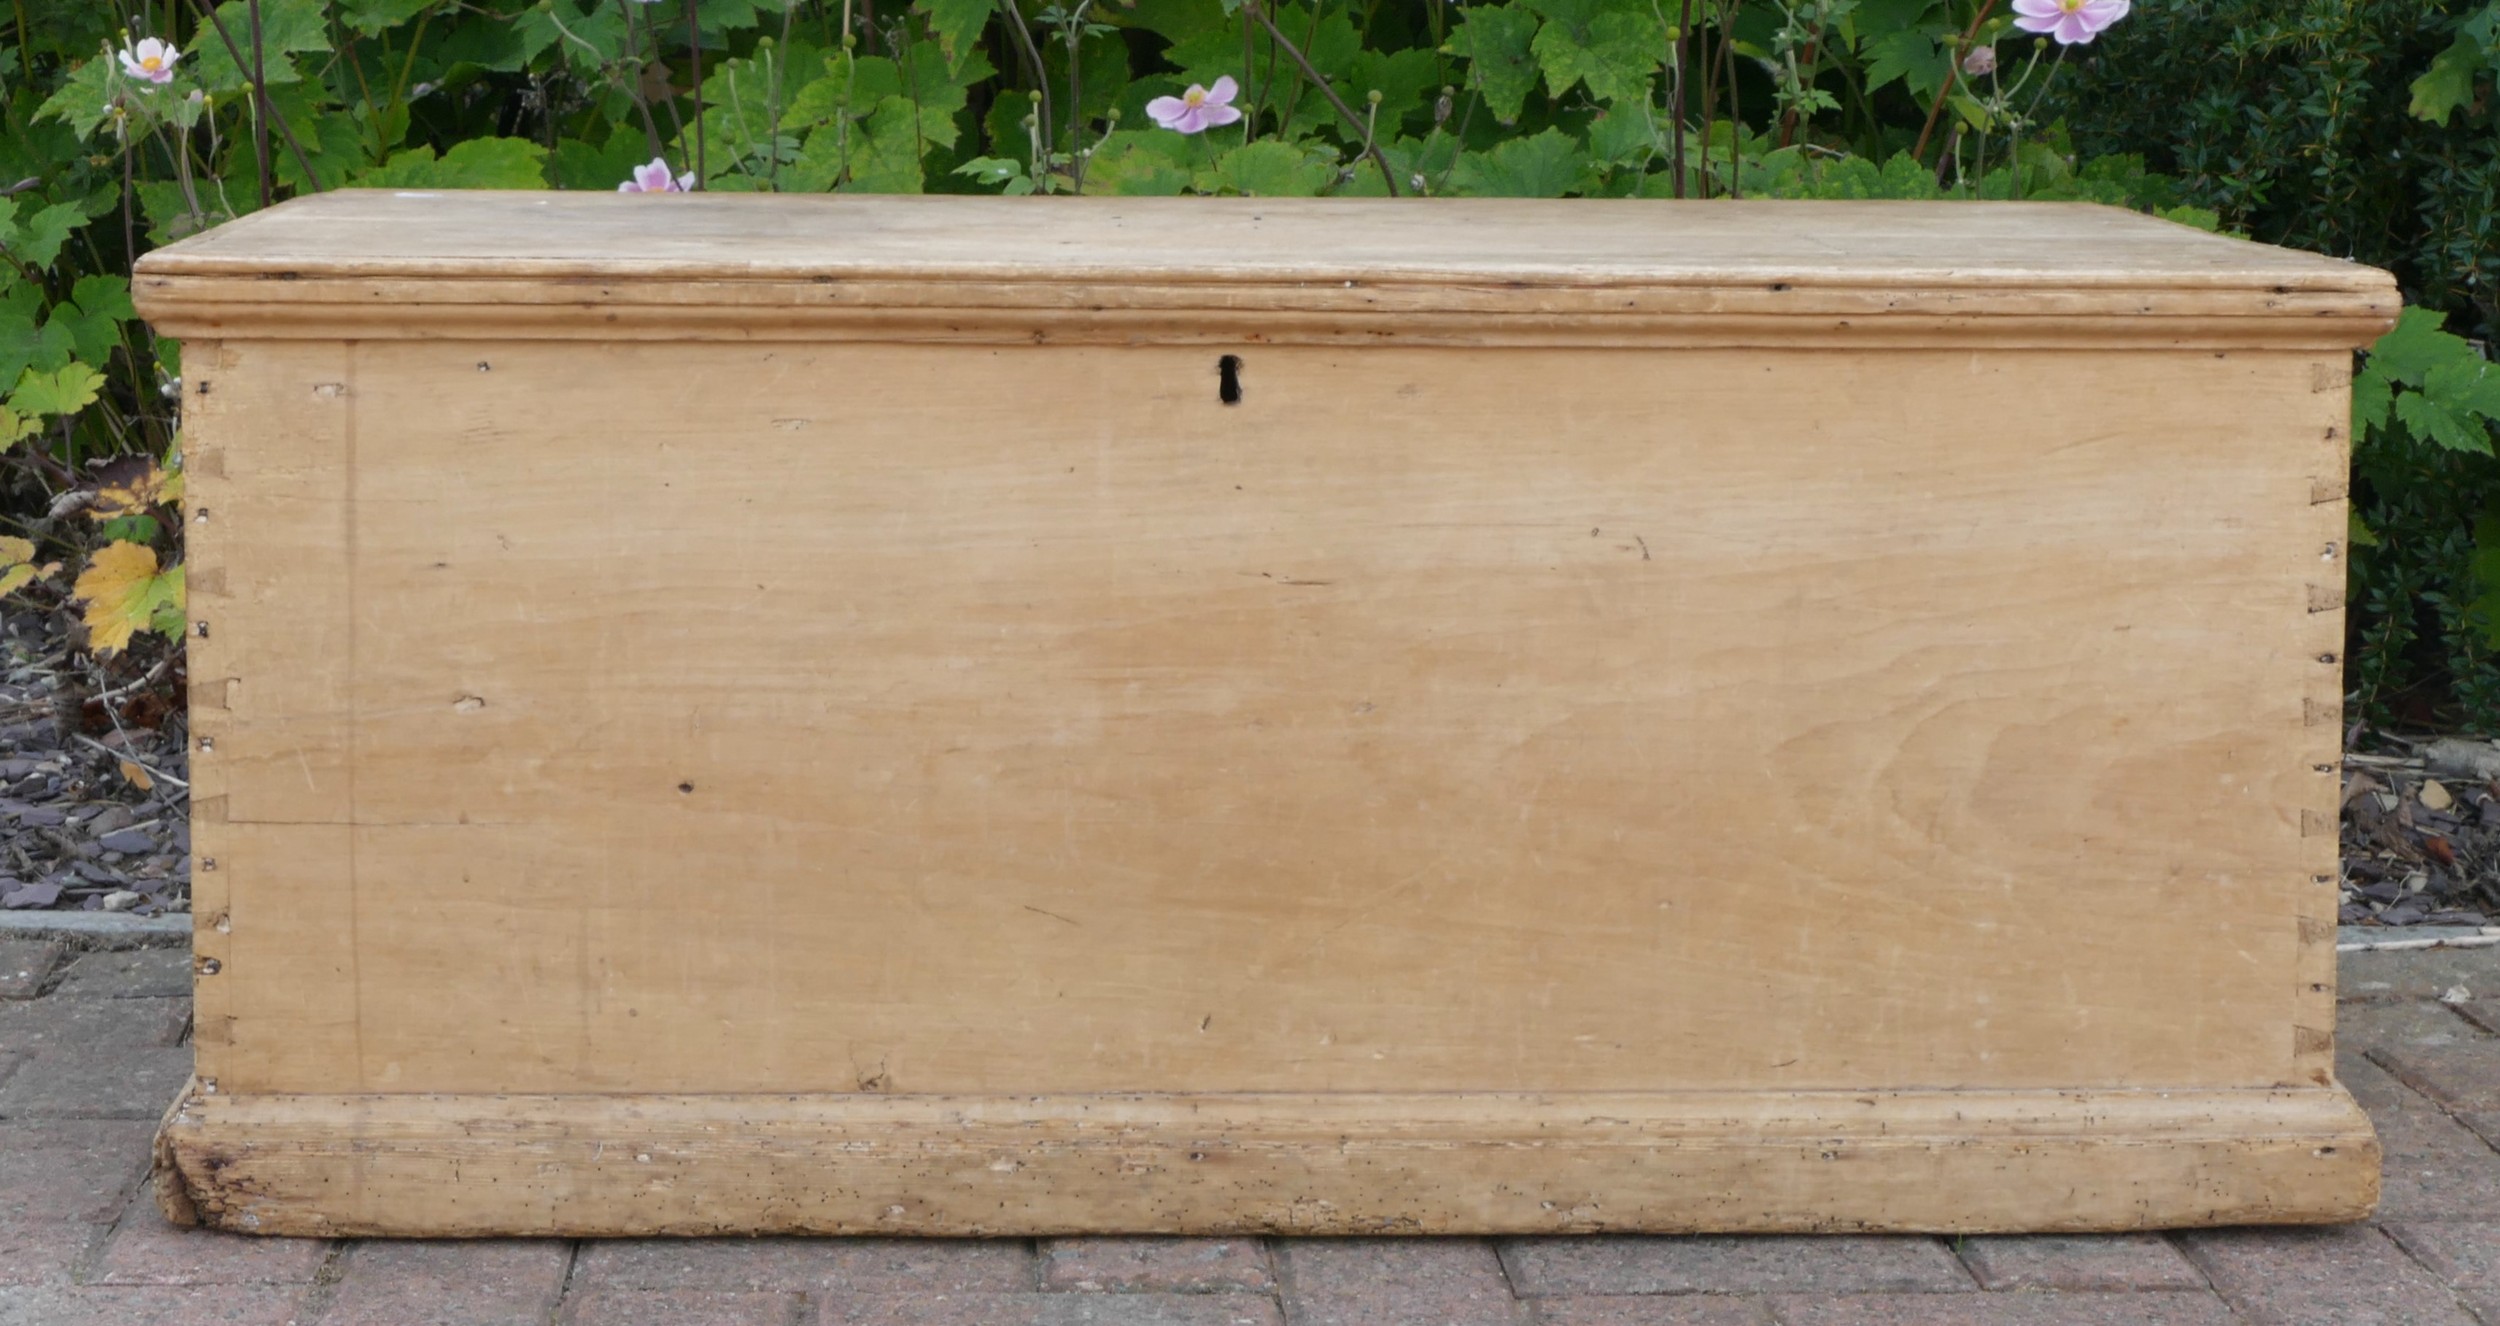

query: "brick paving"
(4, 941), (2500, 1323)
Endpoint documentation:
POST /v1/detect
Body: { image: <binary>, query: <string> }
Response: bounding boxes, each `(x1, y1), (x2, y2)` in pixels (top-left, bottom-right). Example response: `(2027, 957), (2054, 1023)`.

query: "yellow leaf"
(0, 535), (60, 598)
(72, 541), (185, 654)
(117, 759), (154, 792)
(88, 463), (178, 522)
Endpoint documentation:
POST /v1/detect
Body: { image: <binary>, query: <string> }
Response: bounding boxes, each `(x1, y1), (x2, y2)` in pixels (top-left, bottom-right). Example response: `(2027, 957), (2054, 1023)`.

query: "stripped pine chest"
(135, 192), (2397, 1235)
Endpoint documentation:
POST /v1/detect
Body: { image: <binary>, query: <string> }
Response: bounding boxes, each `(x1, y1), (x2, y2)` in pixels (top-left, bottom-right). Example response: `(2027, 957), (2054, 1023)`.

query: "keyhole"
(1217, 355), (1243, 405)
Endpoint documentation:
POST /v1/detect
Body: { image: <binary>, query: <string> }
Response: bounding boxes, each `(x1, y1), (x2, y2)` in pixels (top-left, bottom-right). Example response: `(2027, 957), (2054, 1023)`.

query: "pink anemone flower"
(1146, 76), (1244, 135)
(2011, 0), (2130, 45)
(117, 37), (180, 86)
(618, 157), (695, 193)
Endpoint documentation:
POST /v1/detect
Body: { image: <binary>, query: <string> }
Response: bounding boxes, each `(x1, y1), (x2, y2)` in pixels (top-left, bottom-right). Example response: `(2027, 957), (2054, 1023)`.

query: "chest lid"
(133, 191), (2396, 349)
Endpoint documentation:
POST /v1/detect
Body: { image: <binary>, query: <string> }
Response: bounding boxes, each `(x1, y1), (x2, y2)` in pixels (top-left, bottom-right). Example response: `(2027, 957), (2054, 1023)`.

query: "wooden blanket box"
(135, 192), (2396, 1235)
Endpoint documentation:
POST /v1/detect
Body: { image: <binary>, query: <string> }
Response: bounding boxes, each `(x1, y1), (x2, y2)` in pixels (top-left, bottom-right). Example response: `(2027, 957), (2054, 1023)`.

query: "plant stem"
(247, 0), (272, 205)
(386, 8), (432, 136)
(1430, 87), (1475, 195)
(9, 0), (29, 85)
(1239, 6), (1257, 146)
(1064, 7), (1084, 190)
(995, 0), (1051, 169)
(1720, 2), (1741, 198)
(1243, 0), (1397, 195)
(120, 141), (135, 278)
(1697, 0), (1722, 197)
(187, 0), (324, 191)
(1774, 15), (1822, 149)
(615, 0), (670, 159)
(1912, 0), (1998, 166)
(1670, 0), (1691, 197)
(685, 0), (706, 185)
(770, 1), (794, 189)
(1272, 0), (1325, 135)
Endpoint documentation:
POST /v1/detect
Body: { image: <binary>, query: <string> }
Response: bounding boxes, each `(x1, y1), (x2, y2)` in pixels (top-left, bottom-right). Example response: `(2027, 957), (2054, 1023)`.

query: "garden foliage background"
(0, 0), (2496, 726)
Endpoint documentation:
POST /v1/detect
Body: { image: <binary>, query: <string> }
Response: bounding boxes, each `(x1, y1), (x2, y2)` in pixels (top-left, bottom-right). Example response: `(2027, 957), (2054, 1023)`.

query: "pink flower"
(1146, 76), (1244, 135)
(618, 157), (694, 193)
(1961, 45), (1997, 77)
(117, 37), (179, 86)
(2011, 0), (2130, 45)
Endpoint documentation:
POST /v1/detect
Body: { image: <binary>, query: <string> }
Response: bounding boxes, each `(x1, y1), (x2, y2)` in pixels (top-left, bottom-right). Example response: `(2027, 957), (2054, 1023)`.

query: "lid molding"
(133, 191), (2400, 350)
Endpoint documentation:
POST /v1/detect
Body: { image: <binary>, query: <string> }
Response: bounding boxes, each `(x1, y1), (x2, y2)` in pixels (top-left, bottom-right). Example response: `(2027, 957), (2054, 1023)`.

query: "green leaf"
(2426, 355), (2500, 423)
(915, 0), (994, 71)
(1208, 140), (1337, 197)
(787, 53), (906, 123)
(8, 363), (106, 418)
(690, 45), (827, 182)
(433, 10), (538, 71)
(1344, 47), (1442, 133)
(33, 48), (120, 139)
(134, 177), (245, 247)
(1366, 133), (1462, 197)
(512, 0), (627, 75)
(5, 202), (88, 271)
(355, 137), (549, 189)
(1852, 0), (1943, 34)
(1159, 24), (1253, 89)
(896, 37), (996, 149)
(2396, 390), (2495, 455)
(795, 97), (930, 194)
(957, 155), (1037, 193)
(1862, 28), (1946, 99)
(1118, 0), (1231, 44)
(2154, 204), (2221, 233)
(55, 275), (134, 366)
(97, 515), (162, 546)
(1080, 131), (1194, 196)
(2353, 363), (2395, 439)
(696, 0), (769, 33)
(2368, 307), (2474, 389)
(1586, 102), (1664, 165)
(1449, 127), (1592, 197)
(2349, 509), (2379, 550)
(2471, 511), (2500, 647)
(2410, 31), (2489, 125)
(556, 130), (662, 194)
(1525, 0), (1665, 106)
(845, 101), (928, 194)
(339, 0), (439, 36)
(186, 0), (333, 91)
(1446, 4), (1541, 124)
(0, 284), (54, 390)
(268, 79), (379, 193)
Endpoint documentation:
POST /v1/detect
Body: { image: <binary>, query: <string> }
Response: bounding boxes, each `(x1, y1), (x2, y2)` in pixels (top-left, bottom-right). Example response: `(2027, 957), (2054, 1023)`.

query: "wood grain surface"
(132, 193), (2398, 347)
(156, 1082), (2379, 1236)
(149, 195), (2391, 1233)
